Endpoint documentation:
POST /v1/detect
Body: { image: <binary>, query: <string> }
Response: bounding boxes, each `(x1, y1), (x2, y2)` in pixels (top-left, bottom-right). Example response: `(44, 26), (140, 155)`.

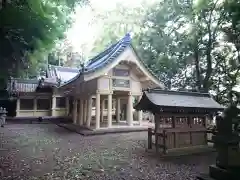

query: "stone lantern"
(197, 90), (240, 180)
(0, 107), (7, 127)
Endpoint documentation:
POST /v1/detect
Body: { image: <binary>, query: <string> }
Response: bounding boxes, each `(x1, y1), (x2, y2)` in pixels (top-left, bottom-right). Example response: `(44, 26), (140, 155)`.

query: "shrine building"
(135, 88), (224, 153)
(7, 33), (164, 129)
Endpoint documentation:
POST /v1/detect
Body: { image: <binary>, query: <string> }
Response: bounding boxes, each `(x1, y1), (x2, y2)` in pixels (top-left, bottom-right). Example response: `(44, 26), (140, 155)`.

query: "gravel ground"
(0, 124), (216, 180)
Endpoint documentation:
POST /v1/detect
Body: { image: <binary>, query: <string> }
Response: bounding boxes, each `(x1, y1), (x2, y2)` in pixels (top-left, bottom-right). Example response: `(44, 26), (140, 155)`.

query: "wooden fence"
(148, 127), (214, 154)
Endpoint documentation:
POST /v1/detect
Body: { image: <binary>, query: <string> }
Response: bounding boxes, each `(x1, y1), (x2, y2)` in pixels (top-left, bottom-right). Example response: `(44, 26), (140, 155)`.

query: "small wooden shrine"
(134, 88), (224, 154)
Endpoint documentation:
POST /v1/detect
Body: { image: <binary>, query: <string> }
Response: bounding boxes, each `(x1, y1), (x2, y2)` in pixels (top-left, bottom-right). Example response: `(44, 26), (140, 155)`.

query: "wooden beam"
(139, 77), (150, 81)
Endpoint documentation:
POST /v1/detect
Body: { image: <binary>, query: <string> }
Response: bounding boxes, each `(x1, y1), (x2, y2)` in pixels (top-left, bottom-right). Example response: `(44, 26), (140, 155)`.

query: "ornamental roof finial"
(124, 32), (133, 42)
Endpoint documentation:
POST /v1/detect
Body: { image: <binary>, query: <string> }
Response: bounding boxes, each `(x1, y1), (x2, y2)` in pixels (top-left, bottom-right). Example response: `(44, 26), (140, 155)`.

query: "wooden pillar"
(155, 115), (159, 152)
(204, 115), (208, 144)
(137, 95), (142, 125)
(95, 92), (100, 129)
(84, 99), (88, 125)
(107, 93), (112, 128)
(155, 132), (159, 153)
(152, 114), (155, 124)
(172, 115), (176, 148)
(16, 98), (20, 117)
(188, 115), (193, 128)
(116, 97), (121, 122)
(77, 99), (81, 125)
(33, 98), (37, 116)
(87, 96), (92, 127)
(148, 128), (152, 149)
(155, 115), (159, 132)
(163, 130), (167, 154)
(204, 115), (208, 127)
(127, 93), (133, 126)
(100, 99), (105, 122)
(66, 97), (69, 116)
(188, 115), (193, 145)
(81, 100), (85, 124)
(172, 115), (176, 128)
(73, 99), (77, 124)
(82, 99), (86, 125)
(51, 96), (56, 116)
(80, 99), (84, 125)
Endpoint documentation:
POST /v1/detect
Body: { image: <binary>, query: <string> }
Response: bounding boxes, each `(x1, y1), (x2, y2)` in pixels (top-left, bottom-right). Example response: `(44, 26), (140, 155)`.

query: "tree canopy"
(0, 0), (87, 87)
(1, 0), (239, 105)
(84, 0), (240, 104)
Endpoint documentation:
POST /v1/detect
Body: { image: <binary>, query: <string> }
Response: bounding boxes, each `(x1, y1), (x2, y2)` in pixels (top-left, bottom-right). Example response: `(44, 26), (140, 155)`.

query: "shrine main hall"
(7, 33), (164, 129)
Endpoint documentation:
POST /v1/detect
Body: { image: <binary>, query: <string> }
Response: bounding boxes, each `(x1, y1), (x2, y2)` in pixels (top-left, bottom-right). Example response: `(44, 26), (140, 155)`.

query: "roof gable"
(57, 33), (164, 88)
(82, 34), (164, 88)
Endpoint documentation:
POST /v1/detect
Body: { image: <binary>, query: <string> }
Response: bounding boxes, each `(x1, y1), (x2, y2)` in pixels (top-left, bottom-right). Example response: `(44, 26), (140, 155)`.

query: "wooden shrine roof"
(135, 88), (224, 112)
(47, 65), (79, 85)
(7, 78), (56, 93)
(59, 33), (162, 87)
(7, 78), (39, 92)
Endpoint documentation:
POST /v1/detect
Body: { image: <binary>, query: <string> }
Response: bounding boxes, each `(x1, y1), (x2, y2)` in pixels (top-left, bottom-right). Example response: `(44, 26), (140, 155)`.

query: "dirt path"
(0, 124), (215, 180)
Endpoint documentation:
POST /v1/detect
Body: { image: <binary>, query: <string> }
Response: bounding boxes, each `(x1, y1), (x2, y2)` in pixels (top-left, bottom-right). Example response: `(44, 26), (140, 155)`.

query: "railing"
(148, 128), (167, 154)
(148, 127), (209, 154)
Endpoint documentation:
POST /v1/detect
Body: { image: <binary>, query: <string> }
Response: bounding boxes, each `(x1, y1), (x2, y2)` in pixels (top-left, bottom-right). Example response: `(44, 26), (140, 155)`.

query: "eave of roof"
(129, 45), (164, 88)
(135, 89), (225, 111)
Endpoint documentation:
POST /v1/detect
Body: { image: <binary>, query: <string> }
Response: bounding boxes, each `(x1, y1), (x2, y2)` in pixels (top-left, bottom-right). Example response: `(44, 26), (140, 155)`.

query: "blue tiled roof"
(84, 33), (132, 73)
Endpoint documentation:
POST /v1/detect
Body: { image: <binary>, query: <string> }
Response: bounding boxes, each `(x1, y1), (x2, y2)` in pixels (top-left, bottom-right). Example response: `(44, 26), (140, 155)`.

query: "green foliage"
(0, 0), (87, 87)
(13, 0), (235, 105)
(89, 0), (240, 104)
(134, 0), (194, 89)
(89, 2), (149, 57)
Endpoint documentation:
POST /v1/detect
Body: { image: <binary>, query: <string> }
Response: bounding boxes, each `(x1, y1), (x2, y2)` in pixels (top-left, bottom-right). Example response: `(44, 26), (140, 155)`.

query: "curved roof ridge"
(49, 65), (79, 71)
(142, 90), (224, 110)
(85, 41), (130, 72)
(86, 41), (119, 66)
(86, 33), (132, 67)
(147, 88), (210, 97)
(84, 33), (131, 73)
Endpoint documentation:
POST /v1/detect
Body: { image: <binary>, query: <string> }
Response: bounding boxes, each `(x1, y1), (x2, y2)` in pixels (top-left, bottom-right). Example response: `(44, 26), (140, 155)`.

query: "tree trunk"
(194, 45), (201, 91)
(203, 31), (213, 92)
(2, 0), (7, 8)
